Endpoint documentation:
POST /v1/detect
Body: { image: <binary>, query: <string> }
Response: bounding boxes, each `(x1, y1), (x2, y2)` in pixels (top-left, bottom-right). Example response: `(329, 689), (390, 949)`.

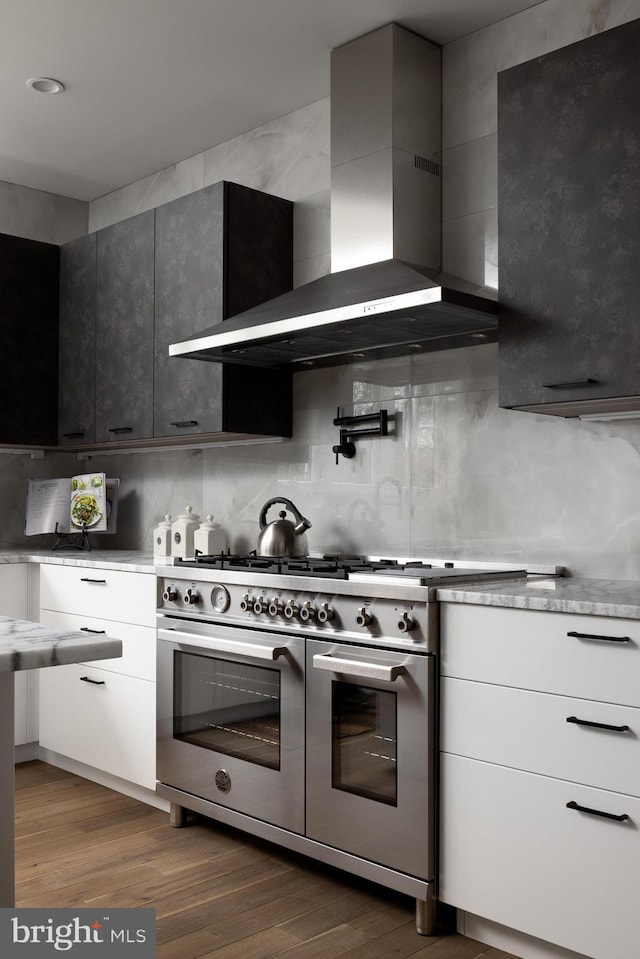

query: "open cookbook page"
(25, 473), (118, 535)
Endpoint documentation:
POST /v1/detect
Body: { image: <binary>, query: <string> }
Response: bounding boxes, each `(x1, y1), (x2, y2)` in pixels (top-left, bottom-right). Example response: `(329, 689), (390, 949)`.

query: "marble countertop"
(437, 576), (640, 619)
(0, 549), (158, 573)
(0, 615), (122, 671)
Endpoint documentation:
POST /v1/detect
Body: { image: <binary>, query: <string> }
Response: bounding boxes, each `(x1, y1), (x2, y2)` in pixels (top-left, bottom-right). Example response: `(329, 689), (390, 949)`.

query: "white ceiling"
(1, 0), (544, 201)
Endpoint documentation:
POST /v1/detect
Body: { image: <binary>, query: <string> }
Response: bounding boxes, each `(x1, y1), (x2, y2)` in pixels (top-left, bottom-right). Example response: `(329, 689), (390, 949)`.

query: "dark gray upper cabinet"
(0, 232), (59, 446)
(498, 19), (640, 416)
(95, 210), (155, 443)
(154, 181), (293, 439)
(58, 233), (96, 445)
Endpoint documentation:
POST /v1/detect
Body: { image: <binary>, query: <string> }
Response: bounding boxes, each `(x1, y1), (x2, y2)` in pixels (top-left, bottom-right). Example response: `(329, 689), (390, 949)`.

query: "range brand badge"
(0, 909), (155, 957)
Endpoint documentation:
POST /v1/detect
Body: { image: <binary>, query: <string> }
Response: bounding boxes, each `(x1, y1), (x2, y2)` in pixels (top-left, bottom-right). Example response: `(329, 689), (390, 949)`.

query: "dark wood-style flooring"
(15, 762), (517, 959)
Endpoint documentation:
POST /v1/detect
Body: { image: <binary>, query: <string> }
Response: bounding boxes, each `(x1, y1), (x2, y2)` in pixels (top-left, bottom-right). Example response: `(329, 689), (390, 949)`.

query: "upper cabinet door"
(154, 182), (226, 437)
(95, 211), (155, 443)
(58, 233), (96, 445)
(0, 233), (59, 446)
(498, 20), (640, 415)
(154, 181), (294, 439)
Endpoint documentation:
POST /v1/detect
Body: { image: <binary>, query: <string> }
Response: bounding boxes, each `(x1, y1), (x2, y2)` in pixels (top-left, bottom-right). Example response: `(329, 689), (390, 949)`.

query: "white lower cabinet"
(39, 664), (156, 789)
(440, 754), (639, 959)
(440, 601), (640, 959)
(38, 564), (157, 792)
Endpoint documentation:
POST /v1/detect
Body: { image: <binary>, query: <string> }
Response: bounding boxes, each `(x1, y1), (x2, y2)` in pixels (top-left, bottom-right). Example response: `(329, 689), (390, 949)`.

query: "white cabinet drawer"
(441, 603), (640, 706)
(442, 677), (640, 797)
(39, 610), (155, 682)
(440, 753), (639, 959)
(39, 564), (156, 626)
(39, 664), (155, 789)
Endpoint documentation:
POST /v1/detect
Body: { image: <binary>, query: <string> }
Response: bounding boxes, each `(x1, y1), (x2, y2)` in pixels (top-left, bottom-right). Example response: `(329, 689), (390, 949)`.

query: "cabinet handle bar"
(542, 379), (598, 389)
(567, 630), (631, 643)
(108, 426), (133, 434)
(566, 715), (630, 733)
(79, 676), (106, 686)
(566, 800), (629, 822)
(80, 578), (106, 584)
(170, 420), (199, 428)
(80, 627), (107, 634)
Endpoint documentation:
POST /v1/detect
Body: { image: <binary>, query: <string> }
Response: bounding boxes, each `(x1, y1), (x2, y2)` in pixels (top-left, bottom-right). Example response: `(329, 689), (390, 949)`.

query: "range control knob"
(268, 598), (283, 617)
(240, 594), (254, 612)
(317, 602), (335, 624)
(162, 586), (178, 603)
(283, 601), (299, 620)
(299, 602), (316, 622)
(398, 612), (416, 633)
(183, 588), (200, 606)
(356, 606), (374, 628)
(253, 597), (267, 615)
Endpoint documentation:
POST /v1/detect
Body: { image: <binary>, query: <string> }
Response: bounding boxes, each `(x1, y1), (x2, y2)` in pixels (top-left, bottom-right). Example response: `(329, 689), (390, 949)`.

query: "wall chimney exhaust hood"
(170, 24), (498, 371)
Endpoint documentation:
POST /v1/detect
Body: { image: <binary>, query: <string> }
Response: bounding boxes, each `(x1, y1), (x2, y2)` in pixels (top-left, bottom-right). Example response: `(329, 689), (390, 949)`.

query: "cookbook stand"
(53, 522), (91, 552)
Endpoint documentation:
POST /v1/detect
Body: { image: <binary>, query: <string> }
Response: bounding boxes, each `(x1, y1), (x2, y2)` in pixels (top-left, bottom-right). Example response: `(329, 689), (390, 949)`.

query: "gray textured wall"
(1, 0), (640, 579)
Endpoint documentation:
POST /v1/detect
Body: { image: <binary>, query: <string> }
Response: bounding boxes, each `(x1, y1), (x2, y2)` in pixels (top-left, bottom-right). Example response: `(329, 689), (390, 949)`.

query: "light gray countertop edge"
(436, 577), (640, 620)
(0, 549), (159, 573)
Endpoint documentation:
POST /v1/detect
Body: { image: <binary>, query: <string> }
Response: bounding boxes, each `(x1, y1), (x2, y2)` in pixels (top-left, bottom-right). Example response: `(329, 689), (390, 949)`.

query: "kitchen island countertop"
(437, 576), (640, 620)
(1, 615), (122, 908)
(0, 614), (123, 671)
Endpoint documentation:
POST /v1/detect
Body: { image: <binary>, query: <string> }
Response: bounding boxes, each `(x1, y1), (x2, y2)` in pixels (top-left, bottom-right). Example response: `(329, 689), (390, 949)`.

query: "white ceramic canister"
(194, 515), (228, 556)
(153, 513), (172, 559)
(171, 506), (200, 558)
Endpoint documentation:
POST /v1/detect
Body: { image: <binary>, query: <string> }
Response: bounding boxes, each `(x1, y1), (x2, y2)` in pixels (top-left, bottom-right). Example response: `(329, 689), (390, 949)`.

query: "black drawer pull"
(80, 627), (107, 634)
(108, 426), (133, 434)
(542, 379), (598, 389)
(80, 577), (106, 584)
(79, 676), (106, 686)
(566, 716), (630, 733)
(62, 431), (85, 439)
(170, 420), (199, 428)
(568, 630), (631, 643)
(566, 800), (629, 822)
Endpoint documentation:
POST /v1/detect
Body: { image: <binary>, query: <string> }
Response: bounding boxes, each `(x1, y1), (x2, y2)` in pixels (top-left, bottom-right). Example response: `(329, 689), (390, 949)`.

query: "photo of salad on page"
(69, 473), (107, 531)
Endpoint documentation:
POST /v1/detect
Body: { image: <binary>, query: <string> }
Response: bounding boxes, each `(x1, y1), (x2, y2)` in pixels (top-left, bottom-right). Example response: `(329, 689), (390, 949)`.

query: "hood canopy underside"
(169, 258), (498, 370)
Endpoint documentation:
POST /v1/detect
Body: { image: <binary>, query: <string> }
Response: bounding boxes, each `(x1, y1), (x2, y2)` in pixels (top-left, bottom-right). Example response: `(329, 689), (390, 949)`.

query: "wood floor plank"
(266, 924), (371, 959)
(15, 763), (520, 959)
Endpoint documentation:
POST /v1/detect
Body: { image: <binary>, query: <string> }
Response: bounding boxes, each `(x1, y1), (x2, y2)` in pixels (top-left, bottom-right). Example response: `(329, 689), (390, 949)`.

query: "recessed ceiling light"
(26, 77), (65, 94)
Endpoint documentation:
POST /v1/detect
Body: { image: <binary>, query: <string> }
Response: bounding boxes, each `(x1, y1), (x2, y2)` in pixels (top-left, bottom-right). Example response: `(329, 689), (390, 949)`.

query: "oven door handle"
(158, 628), (290, 661)
(312, 653), (406, 682)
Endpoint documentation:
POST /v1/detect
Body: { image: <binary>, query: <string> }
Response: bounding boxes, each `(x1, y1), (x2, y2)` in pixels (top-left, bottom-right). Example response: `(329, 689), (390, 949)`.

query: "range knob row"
(241, 595), (336, 623)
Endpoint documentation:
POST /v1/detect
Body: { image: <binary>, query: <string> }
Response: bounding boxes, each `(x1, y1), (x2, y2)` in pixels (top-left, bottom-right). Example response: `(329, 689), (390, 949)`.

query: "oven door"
(306, 639), (434, 879)
(157, 617), (305, 833)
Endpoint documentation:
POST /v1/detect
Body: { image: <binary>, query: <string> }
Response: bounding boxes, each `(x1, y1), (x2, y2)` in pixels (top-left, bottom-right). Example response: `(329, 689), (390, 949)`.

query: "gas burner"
(174, 553), (409, 579)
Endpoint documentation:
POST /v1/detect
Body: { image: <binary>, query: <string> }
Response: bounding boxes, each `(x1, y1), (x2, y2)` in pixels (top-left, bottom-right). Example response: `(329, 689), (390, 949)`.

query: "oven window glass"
(173, 651), (281, 770)
(331, 681), (397, 806)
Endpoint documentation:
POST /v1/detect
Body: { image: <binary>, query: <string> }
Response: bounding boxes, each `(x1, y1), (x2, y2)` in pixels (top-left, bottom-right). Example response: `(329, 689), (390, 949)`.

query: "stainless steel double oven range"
(156, 554), (527, 933)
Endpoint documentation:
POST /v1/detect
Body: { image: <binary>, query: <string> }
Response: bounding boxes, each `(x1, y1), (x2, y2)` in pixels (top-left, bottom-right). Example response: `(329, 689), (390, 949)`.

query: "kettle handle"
(259, 497), (312, 533)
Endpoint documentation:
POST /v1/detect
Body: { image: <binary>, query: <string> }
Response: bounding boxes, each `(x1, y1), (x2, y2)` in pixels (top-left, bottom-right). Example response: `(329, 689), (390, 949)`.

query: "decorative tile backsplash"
(2, 0), (640, 580)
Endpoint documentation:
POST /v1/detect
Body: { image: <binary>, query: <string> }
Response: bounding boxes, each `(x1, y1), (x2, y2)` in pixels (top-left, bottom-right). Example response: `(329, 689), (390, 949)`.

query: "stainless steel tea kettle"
(257, 497), (311, 557)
